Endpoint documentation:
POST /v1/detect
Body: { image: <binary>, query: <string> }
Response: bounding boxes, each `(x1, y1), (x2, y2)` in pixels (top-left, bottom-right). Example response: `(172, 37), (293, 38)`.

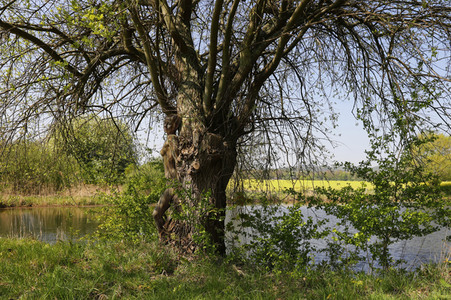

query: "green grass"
(2, 180), (449, 207)
(0, 195), (108, 208)
(0, 238), (449, 299)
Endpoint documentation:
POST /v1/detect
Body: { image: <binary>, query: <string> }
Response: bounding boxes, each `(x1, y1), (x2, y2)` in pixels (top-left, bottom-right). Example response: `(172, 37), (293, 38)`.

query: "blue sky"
(330, 101), (370, 164)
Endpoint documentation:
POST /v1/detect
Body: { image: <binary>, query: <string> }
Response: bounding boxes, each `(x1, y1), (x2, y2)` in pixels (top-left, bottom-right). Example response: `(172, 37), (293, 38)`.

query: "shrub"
(50, 115), (138, 184)
(311, 135), (450, 271)
(93, 160), (167, 244)
(123, 159), (166, 203)
(227, 198), (328, 273)
(93, 189), (157, 244)
(0, 140), (79, 194)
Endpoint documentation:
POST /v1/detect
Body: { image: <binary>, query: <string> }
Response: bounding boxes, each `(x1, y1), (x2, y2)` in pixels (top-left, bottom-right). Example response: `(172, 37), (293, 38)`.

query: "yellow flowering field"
(232, 180), (451, 195)
(235, 179), (372, 193)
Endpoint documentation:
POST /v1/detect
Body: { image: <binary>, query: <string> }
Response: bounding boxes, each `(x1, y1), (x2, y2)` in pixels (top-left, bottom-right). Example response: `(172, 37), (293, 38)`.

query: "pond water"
(0, 205), (449, 270)
(0, 207), (100, 243)
(225, 205), (450, 271)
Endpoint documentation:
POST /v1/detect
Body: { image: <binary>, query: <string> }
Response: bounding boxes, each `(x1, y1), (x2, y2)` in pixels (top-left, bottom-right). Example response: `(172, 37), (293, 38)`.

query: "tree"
(411, 133), (451, 181)
(50, 115), (138, 184)
(0, 139), (78, 194)
(1, 0), (450, 254)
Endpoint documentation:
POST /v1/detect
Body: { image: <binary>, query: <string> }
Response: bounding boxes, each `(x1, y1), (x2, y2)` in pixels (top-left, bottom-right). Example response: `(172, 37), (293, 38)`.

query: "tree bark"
(153, 112), (238, 255)
(150, 18), (242, 252)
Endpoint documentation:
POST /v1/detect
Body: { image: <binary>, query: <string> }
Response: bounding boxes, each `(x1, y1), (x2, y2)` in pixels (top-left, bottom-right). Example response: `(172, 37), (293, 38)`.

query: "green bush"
(123, 159), (166, 203)
(0, 115), (140, 193)
(93, 190), (157, 244)
(93, 161), (167, 244)
(228, 198), (328, 273)
(50, 115), (138, 184)
(439, 181), (451, 196)
(228, 134), (449, 273)
(311, 134), (450, 271)
(0, 141), (79, 194)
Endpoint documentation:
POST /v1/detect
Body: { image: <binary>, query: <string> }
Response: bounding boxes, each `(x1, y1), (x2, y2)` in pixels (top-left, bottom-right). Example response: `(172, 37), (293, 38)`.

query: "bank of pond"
(2, 180), (450, 208)
(0, 236), (449, 299)
(0, 205), (449, 270)
(0, 204), (450, 299)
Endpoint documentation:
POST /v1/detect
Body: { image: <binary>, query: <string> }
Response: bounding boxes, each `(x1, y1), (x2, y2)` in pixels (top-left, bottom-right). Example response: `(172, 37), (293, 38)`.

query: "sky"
(330, 101), (370, 164)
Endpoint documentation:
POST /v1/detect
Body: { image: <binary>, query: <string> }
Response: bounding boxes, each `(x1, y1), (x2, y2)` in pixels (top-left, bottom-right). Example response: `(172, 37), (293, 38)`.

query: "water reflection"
(0, 207), (99, 243)
(226, 205), (450, 270)
(1, 205), (449, 270)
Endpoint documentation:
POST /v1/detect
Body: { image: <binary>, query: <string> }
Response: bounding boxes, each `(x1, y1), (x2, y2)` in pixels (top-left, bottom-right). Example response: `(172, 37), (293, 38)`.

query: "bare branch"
(0, 19), (82, 77)
(202, 0), (224, 115)
(129, 4), (175, 115)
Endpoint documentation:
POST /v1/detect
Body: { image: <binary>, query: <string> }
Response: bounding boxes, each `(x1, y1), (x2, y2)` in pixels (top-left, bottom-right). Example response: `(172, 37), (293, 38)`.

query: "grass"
(0, 184), (117, 208)
(0, 238), (449, 299)
(0, 195), (107, 208)
(2, 180), (449, 207)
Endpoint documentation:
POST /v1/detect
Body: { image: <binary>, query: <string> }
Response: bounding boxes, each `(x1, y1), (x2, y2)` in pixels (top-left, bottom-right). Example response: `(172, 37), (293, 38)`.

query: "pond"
(0, 207), (100, 243)
(0, 205), (449, 270)
(225, 205), (450, 271)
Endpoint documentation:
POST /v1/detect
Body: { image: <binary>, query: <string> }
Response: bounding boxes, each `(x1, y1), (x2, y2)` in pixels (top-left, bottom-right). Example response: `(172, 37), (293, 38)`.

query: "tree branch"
(0, 19), (82, 78)
(215, 0), (240, 109)
(202, 0), (224, 115)
(129, 4), (175, 115)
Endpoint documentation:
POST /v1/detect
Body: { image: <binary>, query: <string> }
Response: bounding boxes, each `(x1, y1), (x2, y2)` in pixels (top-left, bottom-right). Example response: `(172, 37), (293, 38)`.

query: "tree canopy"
(411, 133), (451, 181)
(1, 0), (450, 252)
(50, 115), (138, 184)
(1, 1), (449, 141)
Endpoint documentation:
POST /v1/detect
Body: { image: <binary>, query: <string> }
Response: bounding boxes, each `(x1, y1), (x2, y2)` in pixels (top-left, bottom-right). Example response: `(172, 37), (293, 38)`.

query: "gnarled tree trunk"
(153, 107), (239, 254)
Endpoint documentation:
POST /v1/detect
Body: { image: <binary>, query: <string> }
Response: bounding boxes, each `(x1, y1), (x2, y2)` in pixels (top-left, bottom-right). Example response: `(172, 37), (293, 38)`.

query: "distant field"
(234, 180), (451, 195)
(236, 179), (372, 193)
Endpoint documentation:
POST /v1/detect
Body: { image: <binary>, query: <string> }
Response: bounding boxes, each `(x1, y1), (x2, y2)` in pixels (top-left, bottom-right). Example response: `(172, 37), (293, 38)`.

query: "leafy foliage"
(310, 134), (450, 271)
(123, 159), (166, 203)
(94, 190), (157, 244)
(411, 133), (451, 181)
(0, 115), (139, 193)
(0, 140), (79, 194)
(227, 199), (328, 273)
(51, 115), (138, 184)
(228, 132), (449, 272)
(93, 157), (166, 244)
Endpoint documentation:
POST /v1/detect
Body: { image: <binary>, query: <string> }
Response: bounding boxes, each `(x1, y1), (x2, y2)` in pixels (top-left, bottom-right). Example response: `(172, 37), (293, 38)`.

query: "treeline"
(0, 115), (164, 197)
(243, 168), (361, 181)
(0, 140), (78, 194)
(244, 133), (450, 182)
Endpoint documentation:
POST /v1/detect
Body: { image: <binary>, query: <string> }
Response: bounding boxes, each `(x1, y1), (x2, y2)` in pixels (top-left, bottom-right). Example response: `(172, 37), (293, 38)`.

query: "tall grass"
(0, 238), (449, 299)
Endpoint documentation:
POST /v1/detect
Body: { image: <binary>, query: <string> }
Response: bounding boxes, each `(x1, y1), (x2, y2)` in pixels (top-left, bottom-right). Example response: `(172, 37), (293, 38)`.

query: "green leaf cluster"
(50, 115), (138, 184)
(92, 160), (166, 244)
(0, 140), (79, 194)
(311, 134), (450, 271)
(123, 159), (166, 202)
(410, 133), (451, 181)
(228, 200), (328, 273)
